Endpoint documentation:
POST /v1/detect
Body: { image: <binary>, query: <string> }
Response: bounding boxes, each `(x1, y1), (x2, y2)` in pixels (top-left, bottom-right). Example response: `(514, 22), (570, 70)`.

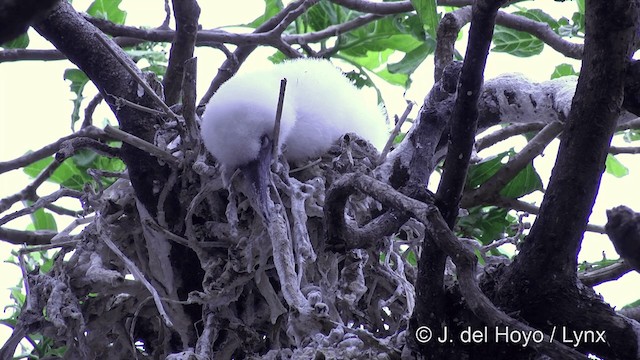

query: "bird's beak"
(239, 136), (274, 223)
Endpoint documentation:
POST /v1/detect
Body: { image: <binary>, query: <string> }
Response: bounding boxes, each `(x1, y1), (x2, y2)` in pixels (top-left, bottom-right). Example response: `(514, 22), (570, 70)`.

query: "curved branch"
(327, 173), (587, 359)
(435, 6), (472, 81)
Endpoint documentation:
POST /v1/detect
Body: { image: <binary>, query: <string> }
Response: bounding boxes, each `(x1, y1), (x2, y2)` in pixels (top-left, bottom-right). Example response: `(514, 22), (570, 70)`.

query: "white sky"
(1, 0), (639, 348)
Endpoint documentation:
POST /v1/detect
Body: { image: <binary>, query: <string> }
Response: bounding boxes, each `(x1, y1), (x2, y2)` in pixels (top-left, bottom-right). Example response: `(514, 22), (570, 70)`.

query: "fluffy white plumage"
(200, 58), (388, 170)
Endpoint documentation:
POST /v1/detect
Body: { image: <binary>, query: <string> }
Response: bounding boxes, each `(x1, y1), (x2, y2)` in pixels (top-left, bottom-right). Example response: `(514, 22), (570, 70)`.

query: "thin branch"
(379, 101), (413, 164)
(0, 155), (65, 214)
(436, 0), (508, 225)
(0, 227), (56, 245)
(100, 232), (174, 328)
(199, 0), (320, 106)
(0, 125), (107, 174)
(81, 93), (104, 129)
(329, 0), (413, 14)
(0, 188), (84, 226)
(272, 79), (288, 166)
(43, 202), (84, 217)
(162, 0), (171, 29)
(94, 33), (178, 120)
(435, 6), (472, 81)
(476, 122), (547, 151)
(180, 57), (200, 152)
(609, 146), (640, 154)
(284, 13), (382, 44)
(103, 125), (180, 167)
(579, 260), (631, 287)
(462, 121), (563, 207)
(488, 196), (606, 234)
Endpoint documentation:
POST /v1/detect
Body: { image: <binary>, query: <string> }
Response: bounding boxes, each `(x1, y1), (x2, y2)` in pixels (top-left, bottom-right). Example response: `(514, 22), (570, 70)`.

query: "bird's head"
(201, 73), (295, 221)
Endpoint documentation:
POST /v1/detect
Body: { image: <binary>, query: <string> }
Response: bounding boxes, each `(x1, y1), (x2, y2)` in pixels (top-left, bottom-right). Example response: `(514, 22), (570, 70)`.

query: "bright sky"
(1, 0), (639, 348)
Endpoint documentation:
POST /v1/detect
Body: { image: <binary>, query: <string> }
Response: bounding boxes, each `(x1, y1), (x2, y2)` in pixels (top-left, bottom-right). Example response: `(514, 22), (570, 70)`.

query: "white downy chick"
(200, 58), (388, 219)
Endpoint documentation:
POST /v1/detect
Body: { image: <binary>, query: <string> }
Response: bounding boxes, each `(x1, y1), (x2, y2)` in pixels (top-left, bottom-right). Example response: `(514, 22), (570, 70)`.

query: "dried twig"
(272, 78), (288, 167)
(104, 125), (180, 167)
(101, 232), (174, 327)
(0, 188), (84, 226)
(379, 101), (413, 164)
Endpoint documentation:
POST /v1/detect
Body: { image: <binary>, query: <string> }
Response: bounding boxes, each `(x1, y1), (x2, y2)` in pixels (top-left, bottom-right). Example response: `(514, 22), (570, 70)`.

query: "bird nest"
(16, 132), (419, 359)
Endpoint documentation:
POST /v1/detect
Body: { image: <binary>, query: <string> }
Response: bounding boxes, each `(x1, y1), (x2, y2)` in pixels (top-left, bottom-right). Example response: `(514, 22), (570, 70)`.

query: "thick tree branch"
(476, 122), (546, 151)
(492, 1), (640, 358)
(511, 0), (637, 281)
(35, 1), (177, 218)
(435, 6), (472, 81)
(163, 0), (200, 106)
(436, 0), (507, 226)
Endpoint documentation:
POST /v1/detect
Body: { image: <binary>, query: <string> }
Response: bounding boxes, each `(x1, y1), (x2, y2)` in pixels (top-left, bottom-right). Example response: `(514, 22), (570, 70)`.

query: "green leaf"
(468, 151), (542, 198)
(492, 9), (557, 57)
(268, 50), (288, 64)
(492, 26), (544, 57)
(605, 154), (629, 178)
(63, 68), (90, 129)
(467, 151), (510, 189)
(410, 0), (439, 37)
(1, 33), (29, 49)
(551, 63), (579, 79)
(375, 66), (411, 87)
(24, 201), (58, 231)
(341, 49), (411, 89)
(341, 48), (394, 71)
(622, 298), (640, 310)
(499, 163), (544, 198)
(247, 0), (284, 28)
(339, 16), (424, 56)
(456, 206), (517, 245)
(405, 250), (417, 266)
(517, 9), (559, 31)
(23, 156), (90, 190)
(303, 1), (339, 32)
(126, 43), (169, 79)
(576, 0), (585, 14)
(474, 248), (486, 266)
(388, 40), (435, 75)
(87, 0), (127, 24)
